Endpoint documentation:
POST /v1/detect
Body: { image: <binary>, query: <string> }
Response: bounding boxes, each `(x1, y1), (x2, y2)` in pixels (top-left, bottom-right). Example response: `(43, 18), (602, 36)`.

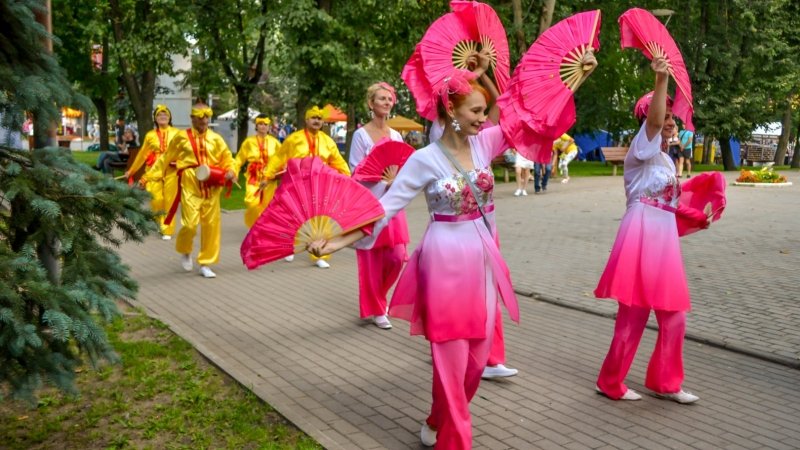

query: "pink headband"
(439, 69), (477, 114)
(377, 82), (397, 105)
(634, 91), (674, 121)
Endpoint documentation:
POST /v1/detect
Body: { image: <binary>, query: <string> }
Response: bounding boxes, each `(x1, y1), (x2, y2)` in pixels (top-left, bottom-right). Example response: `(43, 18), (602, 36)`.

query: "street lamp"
(651, 9), (676, 27)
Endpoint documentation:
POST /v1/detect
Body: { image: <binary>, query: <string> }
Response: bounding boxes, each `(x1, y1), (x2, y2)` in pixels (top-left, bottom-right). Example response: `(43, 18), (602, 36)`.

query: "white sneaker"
(420, 423), (437, 447)
(561, 178), (569, 184)
(481, 364), (519, 379)
(315, 259), (330, 269)
(596, 385), (642, 401)
(521, 190), (528, 196)
(513, 189), (522, 197)
(284, 254), (294, 262)
(161, 234), (172, 240)
(198, 266), (216, 278)
(654, 389), (699, 404)
(180, 254), (193, 271)
(373, 315), (392, 329)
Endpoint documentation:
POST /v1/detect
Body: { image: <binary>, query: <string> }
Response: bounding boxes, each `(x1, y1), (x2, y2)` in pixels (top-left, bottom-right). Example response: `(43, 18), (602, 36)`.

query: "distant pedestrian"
(677, 125), (694, 178)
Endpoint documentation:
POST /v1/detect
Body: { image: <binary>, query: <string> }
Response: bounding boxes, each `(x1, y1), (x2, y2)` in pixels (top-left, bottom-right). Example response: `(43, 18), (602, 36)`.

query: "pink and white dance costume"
(349, 127), (410, 320)
(594, 122), (690, 400)
(357, 126), (520, 449)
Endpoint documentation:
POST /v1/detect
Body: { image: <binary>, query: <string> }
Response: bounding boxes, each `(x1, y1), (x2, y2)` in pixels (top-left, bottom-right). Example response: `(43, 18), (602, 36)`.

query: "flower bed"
(735, 166), (788, 183)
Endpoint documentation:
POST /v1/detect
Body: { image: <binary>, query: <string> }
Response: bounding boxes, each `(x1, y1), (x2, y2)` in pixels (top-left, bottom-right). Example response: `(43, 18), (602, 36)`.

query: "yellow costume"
(236, 133), (281, 228)
(264, 126), (350, 263)
(130, 125), (180, 235)
(553, 133), (578, 156)
(144, 127), (237, 266)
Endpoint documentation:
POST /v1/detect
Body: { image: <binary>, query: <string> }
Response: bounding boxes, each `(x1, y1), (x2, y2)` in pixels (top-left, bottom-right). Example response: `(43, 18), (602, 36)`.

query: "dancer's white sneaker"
(198, 266), (216, 278)
(373, 315), (392, 329)
(596, 385), (642, 401)
(315, 259), (330, 269)
(284, 254), (294, 262)
(482, 364), (519, 379)
(420, 423), (437, 447)
(180, 254), (193, 271)
(161, 234), (172, 240)
(654, 389), (699, 404)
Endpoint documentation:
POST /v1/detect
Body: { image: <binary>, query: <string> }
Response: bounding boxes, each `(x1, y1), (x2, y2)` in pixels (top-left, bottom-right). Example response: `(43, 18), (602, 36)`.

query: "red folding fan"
(619, 8), (694, 131)
(240, 157), (385, 269)
(401, 46), (438, 121)
(497, 9), (601, 163)
(352, 139), (415, 183)
(675, 171), (726, 237)
(450, 0), (511, 93)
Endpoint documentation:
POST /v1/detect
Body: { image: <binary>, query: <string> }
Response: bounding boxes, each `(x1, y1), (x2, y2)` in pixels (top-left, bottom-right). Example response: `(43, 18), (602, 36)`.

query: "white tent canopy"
(217, 108), (261, 120)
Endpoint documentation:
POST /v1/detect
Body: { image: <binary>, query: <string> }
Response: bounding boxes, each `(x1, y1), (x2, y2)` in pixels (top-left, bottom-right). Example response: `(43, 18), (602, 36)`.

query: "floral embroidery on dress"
(640, 172), (680, 207)
(433, 168), (494, 215)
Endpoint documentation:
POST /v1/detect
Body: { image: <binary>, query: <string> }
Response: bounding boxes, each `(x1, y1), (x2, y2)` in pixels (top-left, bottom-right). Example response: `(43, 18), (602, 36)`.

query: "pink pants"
(597, 304), (686, 399)
(426, 292), (497, 449)
(356, 244), (407, 318)
(486, 304), (505, 366)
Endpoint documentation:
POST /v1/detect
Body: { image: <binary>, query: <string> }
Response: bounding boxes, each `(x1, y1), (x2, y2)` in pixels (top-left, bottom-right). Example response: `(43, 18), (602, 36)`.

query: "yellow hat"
(153, 104), (172, 118)
(305, 106), (327, 120)
(255, 116), (271, 125)
(190, 105), (213, 118)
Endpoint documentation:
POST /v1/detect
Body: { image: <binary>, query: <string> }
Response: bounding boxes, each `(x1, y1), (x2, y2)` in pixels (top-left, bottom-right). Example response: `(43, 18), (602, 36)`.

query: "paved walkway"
(120, 170), (800, 449)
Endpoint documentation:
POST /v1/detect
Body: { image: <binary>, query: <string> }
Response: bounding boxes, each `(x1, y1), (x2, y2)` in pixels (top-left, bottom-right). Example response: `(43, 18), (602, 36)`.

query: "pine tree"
(1, 0), (156, 402)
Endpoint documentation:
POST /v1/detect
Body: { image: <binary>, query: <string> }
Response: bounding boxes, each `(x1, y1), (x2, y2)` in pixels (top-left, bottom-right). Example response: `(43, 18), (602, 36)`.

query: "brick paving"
(120, 169), (800, 449)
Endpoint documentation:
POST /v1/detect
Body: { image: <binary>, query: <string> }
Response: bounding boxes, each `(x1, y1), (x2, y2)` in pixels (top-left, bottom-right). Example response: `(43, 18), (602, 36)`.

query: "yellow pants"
(243, 181), (277, 228)
(147, 165), (179, 235)
(175, 179), (223, 266)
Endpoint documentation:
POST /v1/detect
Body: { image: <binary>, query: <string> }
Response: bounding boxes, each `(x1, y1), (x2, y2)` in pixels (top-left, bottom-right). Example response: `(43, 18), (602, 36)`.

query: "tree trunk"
(701, 134), (713, 164)
(791, 123), (800, 168)
(343, 103), (356, 162)
(235, 87), (251, 151)
(511, 0), (525, 57)
(774, 94), (793, 165)
(538, 0), (556, 37)
(94, 98), (110, 151)
(719, 136), (736, 170)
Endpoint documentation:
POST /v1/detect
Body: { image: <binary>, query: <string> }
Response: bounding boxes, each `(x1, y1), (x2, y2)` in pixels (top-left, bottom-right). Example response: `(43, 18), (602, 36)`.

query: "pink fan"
(497, 10), (601, 163)
(619, 8), (694, 130)
(675, 172), (726, 237)
(240, 157), (385, 269)
(401, 46), (438, 121)
(352, 139), (415, 183)
(404, 1), (510, 120)
(450, 0), (510, 93)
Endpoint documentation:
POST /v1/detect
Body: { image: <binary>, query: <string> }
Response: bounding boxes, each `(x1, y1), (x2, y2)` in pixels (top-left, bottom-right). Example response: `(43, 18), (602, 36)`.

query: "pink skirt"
(595, 202), (691, 311)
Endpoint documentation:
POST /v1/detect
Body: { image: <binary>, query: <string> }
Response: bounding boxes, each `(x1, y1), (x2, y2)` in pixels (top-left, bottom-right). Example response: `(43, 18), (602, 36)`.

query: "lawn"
(0, 304), (321, 450)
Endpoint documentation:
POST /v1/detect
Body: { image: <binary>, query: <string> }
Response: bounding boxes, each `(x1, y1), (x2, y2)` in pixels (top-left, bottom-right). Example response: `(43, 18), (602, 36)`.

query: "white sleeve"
(348, 129), (369, 170)
(630, 122), (663, 161)
(355, 150), (433, 249)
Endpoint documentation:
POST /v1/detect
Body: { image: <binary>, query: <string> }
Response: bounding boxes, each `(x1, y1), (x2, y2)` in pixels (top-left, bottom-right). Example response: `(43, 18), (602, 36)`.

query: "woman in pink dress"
(594, 56), (700, 404)
(310, 60), (519, 448)
(348, 82), (410, 330)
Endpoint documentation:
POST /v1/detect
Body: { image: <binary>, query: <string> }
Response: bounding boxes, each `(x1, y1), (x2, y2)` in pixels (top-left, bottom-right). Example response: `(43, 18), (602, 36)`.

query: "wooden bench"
(109, 148), (144, 182)
(600, 146), (629, 176)
(491, 155), (515, 182)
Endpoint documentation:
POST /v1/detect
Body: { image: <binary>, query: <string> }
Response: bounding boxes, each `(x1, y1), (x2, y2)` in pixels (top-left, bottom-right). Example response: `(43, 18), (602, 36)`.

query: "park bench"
(491, 154), (515, 182)
(109, 147), (144, 182)
(743, 143), (776, 166)
(600, 146), (629, 176)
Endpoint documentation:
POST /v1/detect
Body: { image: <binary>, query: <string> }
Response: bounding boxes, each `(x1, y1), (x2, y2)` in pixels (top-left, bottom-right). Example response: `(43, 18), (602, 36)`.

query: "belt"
(432, 204), (495, 222)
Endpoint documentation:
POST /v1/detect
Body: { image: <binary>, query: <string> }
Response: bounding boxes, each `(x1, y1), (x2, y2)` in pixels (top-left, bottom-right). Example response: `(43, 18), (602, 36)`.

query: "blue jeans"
(533, 163), (552, 192)
(97, 151), (123, 174)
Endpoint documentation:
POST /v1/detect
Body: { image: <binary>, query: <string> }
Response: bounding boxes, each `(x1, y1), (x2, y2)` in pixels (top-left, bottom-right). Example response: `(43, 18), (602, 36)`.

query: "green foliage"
(0, 146), (157, 402)
(1, 1), (157, 402)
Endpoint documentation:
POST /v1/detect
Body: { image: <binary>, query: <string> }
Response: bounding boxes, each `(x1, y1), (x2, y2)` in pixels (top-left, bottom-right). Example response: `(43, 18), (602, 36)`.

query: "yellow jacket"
(235, 134), (281, 184)
(144, 128), (237, 187)
(264, 129), (350, 180)
(129, 126), (180, 175)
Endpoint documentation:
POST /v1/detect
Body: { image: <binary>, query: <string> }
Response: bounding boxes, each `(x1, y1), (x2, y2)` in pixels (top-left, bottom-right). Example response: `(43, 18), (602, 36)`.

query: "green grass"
(70, 151), (247, 210)
(0, 306), (321, 450)
(493, 161), (797, 182)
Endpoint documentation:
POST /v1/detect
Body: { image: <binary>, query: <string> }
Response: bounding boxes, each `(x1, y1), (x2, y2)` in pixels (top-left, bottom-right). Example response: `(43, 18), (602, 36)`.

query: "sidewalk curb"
(519, 290), (800, 370)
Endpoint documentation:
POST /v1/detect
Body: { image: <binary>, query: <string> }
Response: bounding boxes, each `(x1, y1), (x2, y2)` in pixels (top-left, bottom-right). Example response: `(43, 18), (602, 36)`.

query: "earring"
(451, 117), (461, 132)
(368, 109), (374, 119)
